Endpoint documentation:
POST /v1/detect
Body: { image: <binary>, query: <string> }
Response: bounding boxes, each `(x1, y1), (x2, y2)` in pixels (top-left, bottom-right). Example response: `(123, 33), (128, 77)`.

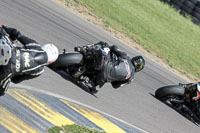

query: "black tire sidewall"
(181, 4), (193, 13)
(155, 85), (185, 99)
(193, 6), (200, 14)
(191, 11), (200, 20)
(189, 0), (198, 4)
(170, 0), (184, 7)
(50, 53), (84, 69)
(183, 0), (195, 9)
(196, 1), (200, 7)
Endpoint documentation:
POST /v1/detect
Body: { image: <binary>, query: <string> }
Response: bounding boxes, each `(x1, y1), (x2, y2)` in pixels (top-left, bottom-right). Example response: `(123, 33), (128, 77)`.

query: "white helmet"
(0, 38), (12, 66)
(41, 44), (59, 65)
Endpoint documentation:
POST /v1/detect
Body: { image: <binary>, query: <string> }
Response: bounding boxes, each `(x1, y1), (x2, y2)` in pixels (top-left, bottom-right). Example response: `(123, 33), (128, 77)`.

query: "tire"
(191, 11), (200, 20)
(170, 4), (180, 10)
(191, 16), (200, 24)
(193, 6), (200, 14)
(170, 0), (184, 7)
(174, 0), (185, 2)
(196, 1), (200, 6)
(155, 85), (185, 99)
(49, 53), (84, 69)
(183, 0), (195, 9)
(181, 4), (193, 14)
(189, 0), (198, 4)
(180, 10), (187, 16)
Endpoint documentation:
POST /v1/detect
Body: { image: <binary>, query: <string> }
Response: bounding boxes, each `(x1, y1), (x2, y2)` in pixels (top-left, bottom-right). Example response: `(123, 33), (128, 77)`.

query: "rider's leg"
(11, 66), (44, 84)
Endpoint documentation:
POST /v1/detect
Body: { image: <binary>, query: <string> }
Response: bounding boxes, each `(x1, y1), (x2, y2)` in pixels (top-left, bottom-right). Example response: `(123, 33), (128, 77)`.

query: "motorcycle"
(155, 83), (200, 125)
(48, 44), (112, 94)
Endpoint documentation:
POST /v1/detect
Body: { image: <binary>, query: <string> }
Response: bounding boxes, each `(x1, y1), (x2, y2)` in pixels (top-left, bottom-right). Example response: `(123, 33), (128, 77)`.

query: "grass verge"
(48, 124), (105, 133)
(59, 0), (200, 81)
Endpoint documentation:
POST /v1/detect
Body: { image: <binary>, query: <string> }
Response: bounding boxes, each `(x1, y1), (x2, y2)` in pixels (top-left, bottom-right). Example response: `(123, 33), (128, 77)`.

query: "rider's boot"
(79, 76), (99, 94)
(89, 86), (99, 94)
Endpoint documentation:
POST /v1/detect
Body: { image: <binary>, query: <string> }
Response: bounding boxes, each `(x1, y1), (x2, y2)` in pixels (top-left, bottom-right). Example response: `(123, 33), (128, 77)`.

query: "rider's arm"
(110, 45), (130, 60)
(2, 25), (37, 45)
(18, 35), (37, 45)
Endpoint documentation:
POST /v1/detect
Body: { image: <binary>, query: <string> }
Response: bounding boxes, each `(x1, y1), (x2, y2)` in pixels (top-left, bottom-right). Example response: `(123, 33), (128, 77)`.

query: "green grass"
(67, 0), (200, 79)
(48, 124), (105, 133)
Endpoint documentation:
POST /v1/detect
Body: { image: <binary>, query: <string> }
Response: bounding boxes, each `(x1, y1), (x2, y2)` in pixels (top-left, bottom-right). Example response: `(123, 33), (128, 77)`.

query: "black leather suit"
(87, 42), (135, 88)
(0, 25), (48, 96)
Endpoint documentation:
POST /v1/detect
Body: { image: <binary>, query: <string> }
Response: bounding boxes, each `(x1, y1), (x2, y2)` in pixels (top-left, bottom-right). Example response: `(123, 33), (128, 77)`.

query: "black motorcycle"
(155, 83), (200, 125)
(49, 44), (112, 94)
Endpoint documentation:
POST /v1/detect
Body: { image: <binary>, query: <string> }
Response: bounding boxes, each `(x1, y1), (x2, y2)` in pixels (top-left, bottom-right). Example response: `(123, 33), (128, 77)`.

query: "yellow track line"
(0, 106), (39, 133)
(61, 99), (126, 133)
(8, 89), (74, 126)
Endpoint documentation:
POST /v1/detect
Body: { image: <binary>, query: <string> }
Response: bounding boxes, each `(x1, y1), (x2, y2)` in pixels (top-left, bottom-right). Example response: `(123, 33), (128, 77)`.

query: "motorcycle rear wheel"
(155, 85), (185, 100)
(49, 53), (84, 69)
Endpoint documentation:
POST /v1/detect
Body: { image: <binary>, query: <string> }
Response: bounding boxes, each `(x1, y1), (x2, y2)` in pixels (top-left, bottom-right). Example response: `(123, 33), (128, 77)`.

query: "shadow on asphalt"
(49, 68), (98, 98)
(150, 93), (199, 127)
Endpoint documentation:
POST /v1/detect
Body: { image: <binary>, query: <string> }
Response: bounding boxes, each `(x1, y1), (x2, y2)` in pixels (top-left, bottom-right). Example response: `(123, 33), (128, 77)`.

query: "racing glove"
(2, 25), (37, 45)
(110, 45), (130, 60)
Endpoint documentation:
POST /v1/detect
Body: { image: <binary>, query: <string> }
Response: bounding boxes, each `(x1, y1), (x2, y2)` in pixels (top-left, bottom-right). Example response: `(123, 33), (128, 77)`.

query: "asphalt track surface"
(0, 0), (199, 132)
(1, 87), (145, 133)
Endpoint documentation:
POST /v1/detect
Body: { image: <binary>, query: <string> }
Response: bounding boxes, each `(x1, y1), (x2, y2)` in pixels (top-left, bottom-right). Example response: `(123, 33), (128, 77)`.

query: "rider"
(179, 82), (200, 102)
(75, 41), (145, 93)
(0, 25), (59, 96)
